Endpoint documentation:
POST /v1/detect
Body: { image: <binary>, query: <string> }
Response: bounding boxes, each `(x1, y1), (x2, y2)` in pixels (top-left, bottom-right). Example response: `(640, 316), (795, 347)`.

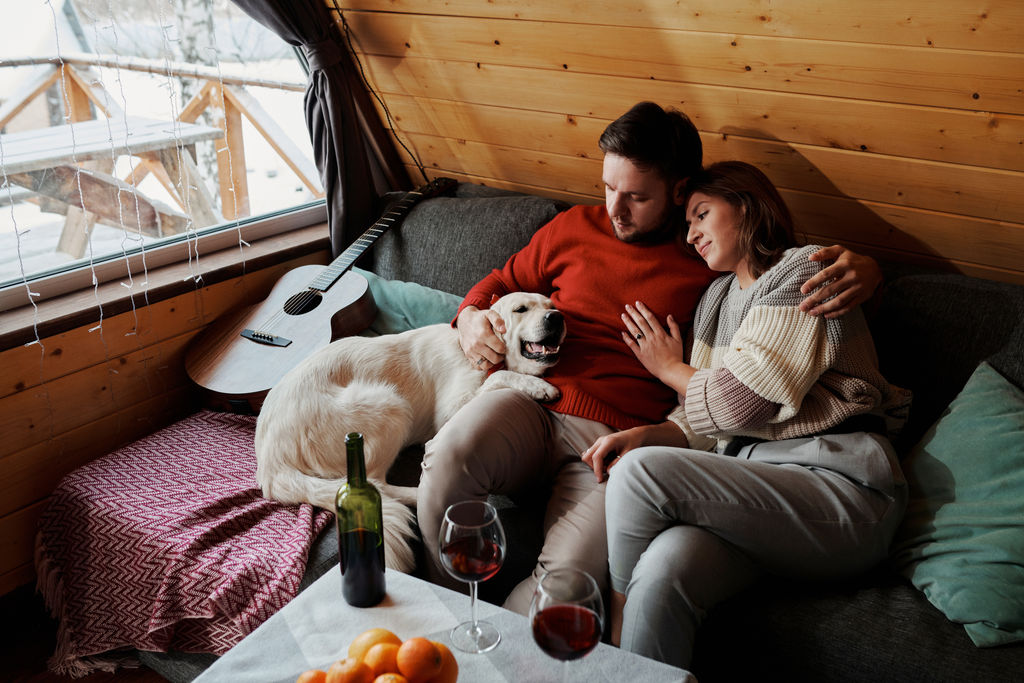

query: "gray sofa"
(143, 183), (1024, 682)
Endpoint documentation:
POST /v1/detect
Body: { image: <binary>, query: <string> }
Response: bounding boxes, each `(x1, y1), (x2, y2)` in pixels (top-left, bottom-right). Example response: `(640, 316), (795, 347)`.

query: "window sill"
(0, 224), (331, 352)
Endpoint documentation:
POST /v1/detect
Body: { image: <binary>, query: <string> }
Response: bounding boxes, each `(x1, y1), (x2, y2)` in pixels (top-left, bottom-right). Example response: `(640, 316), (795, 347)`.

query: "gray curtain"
(228, 0), (411, 256)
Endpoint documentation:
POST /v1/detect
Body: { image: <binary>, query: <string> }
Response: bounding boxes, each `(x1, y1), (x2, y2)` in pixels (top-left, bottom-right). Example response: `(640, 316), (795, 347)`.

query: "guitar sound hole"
(284, 290), (323, 315)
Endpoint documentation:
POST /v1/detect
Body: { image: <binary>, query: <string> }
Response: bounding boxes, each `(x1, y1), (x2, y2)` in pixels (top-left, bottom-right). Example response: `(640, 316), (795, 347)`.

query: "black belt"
(722, 414), (888, 457)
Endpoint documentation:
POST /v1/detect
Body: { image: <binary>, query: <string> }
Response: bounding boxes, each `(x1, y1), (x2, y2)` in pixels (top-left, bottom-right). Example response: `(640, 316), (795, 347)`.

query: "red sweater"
(460, 204), (718, 430)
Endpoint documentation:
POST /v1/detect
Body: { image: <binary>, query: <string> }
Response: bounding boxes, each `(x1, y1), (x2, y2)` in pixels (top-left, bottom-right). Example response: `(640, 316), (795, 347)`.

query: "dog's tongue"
(527, 342), (559, 354)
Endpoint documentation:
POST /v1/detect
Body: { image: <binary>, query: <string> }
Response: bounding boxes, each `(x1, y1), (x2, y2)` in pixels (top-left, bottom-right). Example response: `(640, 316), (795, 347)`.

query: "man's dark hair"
(598, 102), (703, 184)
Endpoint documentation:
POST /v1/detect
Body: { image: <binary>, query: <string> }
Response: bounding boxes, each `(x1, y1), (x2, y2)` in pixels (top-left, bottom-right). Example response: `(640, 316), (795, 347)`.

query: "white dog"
(255, 291), (566, 572)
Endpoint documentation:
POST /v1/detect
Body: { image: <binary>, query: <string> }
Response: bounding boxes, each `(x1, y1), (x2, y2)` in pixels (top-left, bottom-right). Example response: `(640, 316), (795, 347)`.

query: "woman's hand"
(456, 305), (506, 370)
(799, 246), (882, 319)
(581, 428), (650, 483)
(581, 422), (690, 482)
(621, 301), (696, 396)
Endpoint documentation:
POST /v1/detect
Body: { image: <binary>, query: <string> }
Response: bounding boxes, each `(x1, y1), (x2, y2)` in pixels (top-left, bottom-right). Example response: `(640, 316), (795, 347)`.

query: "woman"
(581, 161), (912, 668)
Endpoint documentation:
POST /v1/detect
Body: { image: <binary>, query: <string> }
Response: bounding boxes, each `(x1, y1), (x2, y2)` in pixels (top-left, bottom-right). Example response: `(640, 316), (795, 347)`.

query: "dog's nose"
(544, 310), (564, 327)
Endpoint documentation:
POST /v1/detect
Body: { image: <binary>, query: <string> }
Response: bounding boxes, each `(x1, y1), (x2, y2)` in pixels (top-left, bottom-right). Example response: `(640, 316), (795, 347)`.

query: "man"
(416, 101), (881, 613)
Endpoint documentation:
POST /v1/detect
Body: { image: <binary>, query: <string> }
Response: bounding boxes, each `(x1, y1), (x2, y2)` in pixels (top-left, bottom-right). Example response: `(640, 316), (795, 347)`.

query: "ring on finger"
(477, 357), (485, 365)
(635, 332), (644, 341)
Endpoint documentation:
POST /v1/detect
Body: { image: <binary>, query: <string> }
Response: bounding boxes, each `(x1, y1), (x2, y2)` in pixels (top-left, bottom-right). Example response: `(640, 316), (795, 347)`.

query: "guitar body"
(184, 177), (457, 413)
(185, 266), (377, 413)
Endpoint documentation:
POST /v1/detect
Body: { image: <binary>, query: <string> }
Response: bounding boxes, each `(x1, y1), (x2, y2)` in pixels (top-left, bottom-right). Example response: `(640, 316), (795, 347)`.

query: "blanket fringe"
(35, 531), (139, 677)
(35, 531), (63, 621)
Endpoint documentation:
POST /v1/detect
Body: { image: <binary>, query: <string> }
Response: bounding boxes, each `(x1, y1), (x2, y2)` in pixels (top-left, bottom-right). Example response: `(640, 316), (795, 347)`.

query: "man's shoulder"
(559, 203), (608, 222)
(537, 203), (610, 240)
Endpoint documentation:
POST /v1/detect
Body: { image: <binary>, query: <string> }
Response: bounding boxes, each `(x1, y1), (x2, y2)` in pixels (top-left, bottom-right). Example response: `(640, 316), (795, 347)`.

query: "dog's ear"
(490, 294), (500, 306)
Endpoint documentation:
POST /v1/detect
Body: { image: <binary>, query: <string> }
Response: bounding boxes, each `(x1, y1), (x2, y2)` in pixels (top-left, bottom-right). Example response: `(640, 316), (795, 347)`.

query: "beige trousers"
(416, 388), (615, 614)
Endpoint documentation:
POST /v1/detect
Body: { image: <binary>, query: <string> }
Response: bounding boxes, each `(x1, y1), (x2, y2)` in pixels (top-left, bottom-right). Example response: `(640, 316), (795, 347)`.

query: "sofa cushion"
(371, 183), (571, 297)
(692, 568), (1024, 683)
(872, 263), (1024, 455)
(889, 361), (1024, 647)
(354, 267), (462, 334)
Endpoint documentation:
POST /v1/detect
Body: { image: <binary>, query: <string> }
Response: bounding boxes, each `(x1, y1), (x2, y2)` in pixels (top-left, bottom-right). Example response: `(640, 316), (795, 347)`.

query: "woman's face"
(685, 191), (753, 286)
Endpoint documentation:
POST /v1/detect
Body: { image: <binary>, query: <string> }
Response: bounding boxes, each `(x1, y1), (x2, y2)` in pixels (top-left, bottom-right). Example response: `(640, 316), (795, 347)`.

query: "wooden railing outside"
(0, 53), (323, 259)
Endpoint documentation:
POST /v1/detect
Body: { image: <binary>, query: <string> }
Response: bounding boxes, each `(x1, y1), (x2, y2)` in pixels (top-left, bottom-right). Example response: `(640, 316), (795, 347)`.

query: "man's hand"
(456, 305), (507, 370)
(799, 245), (883, 319)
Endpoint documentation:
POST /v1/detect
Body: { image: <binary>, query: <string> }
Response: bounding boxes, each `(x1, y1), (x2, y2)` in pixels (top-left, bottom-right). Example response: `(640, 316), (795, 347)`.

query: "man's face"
(603, 154), (686, 244)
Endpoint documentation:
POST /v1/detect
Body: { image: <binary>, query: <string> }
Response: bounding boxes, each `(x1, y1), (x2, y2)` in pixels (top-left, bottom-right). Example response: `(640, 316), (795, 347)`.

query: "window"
(0, 0), (321, 311)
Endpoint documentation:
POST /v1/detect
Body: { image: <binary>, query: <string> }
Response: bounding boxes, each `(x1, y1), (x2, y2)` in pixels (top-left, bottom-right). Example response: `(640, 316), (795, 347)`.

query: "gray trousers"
(417, 388), (615, 614)
(605, 432), (908, 668)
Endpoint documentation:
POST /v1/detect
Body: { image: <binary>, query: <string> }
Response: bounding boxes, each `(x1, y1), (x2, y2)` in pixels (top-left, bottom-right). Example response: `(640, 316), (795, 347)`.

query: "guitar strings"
(252, 211), (404, 334)
(249, 191), (425, 338)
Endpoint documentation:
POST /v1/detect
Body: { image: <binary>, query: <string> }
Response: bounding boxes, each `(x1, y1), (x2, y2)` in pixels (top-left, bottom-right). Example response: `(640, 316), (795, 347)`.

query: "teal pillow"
(353, 267), (462, 336)
(890, 361), (1024, 647)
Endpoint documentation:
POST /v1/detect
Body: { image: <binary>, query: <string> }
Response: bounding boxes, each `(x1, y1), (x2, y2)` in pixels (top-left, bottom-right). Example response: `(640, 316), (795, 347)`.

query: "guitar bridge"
(241, 329), (292, 347)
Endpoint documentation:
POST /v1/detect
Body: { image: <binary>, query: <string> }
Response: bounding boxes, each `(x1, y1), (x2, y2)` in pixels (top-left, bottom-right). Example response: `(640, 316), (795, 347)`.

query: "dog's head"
(489, 292), (566, 376)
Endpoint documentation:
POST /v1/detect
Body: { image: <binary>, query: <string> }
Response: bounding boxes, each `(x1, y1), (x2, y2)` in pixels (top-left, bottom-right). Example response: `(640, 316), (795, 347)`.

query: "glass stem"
(562, 660), (570, 683)
(469, 580), (480, 639)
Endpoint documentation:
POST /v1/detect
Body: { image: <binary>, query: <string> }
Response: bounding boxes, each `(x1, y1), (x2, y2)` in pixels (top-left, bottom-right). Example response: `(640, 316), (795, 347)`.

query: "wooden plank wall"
(332, 0), (1024, 284)
(0, 252), (327, 596)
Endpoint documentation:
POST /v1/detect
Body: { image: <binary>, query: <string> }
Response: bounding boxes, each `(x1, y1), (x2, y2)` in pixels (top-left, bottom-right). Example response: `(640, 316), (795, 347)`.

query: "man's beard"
(611, 202), (680, 245)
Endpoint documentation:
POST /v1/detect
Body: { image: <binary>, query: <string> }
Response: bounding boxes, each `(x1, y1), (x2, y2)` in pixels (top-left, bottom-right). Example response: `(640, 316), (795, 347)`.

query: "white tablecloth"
(194, 568), (694, 683)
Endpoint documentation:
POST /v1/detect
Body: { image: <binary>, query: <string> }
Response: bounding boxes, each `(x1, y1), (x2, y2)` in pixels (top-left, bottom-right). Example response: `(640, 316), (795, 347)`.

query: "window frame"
(0, 200), (331, 352)
(0, 200), (328, 313)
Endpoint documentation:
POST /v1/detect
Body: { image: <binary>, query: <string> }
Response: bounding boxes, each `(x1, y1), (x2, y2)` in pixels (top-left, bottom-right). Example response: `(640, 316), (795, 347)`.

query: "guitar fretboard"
(306, 179), (453, 293)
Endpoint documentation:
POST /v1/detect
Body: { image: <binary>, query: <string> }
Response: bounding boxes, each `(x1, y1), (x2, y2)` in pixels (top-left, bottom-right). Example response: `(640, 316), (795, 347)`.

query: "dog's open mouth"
(521, 335), (561, 365)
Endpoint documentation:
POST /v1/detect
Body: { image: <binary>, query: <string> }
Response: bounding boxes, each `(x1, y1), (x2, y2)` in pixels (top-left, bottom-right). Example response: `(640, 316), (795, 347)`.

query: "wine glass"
(438, 500), (507, 653)
(529, 569), (604, 683)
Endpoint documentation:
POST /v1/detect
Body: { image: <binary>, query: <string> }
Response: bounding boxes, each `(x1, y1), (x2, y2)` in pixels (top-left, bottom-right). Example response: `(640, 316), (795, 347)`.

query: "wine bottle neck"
(346, 435), (367, 486)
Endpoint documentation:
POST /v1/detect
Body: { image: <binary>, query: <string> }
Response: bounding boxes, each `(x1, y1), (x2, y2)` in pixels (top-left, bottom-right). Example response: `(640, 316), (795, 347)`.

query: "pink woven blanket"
(35, 410), (334, 677)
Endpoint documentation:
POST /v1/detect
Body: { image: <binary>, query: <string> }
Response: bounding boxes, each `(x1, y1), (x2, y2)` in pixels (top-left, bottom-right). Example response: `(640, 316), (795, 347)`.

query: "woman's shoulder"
(767, 244), (827, 280)
(773, 244), (825, 272)
(753, 245), (828, 303)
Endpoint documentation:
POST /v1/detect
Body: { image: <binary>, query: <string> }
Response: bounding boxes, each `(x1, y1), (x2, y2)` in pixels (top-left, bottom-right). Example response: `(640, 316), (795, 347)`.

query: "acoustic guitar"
(185, 177), (458, 414)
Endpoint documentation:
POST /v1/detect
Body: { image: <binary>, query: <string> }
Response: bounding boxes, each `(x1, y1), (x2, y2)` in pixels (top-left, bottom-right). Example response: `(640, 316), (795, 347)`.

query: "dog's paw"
(480, 370), (560, 402)
(512, 374), (560, 402)
(527, 378), (560, 402)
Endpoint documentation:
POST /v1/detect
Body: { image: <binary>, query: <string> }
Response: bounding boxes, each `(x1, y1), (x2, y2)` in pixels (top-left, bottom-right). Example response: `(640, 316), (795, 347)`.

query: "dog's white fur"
(255, 292), (565, 573)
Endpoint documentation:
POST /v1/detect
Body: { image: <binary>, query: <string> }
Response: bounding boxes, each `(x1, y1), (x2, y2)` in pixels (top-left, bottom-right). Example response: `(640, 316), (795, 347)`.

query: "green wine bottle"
(336, 432), (386, 607)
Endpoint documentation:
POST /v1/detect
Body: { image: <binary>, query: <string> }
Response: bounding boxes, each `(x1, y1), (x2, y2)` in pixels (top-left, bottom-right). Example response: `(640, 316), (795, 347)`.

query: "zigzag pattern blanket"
(35, 410), (334, 677)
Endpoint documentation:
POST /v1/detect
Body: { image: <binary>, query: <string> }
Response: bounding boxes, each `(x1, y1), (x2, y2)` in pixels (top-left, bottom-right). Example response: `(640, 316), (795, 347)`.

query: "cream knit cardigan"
(670, 245), (912, 452)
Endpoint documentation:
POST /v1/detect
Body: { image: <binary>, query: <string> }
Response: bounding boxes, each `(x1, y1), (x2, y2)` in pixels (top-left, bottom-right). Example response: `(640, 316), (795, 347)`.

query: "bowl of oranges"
(296, 628), (458, 683)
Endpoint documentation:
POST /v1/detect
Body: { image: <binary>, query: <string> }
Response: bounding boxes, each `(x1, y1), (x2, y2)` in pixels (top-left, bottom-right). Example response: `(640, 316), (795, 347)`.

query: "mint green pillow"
(353, 267), (462, 336)
(890, 362), (1024, 647)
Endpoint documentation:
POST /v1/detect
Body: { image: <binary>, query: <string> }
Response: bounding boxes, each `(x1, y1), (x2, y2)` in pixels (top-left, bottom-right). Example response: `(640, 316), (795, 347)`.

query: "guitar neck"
(308, 179), (456, 293)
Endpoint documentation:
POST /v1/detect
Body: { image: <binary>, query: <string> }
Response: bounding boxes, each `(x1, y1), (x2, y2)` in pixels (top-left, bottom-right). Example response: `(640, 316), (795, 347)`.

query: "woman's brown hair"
(681, 161), (798, 279)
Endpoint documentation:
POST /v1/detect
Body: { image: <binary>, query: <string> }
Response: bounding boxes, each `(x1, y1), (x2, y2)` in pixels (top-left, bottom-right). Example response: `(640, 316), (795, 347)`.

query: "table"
(193, 569), (694, 683)
(0, 116), (224, 257)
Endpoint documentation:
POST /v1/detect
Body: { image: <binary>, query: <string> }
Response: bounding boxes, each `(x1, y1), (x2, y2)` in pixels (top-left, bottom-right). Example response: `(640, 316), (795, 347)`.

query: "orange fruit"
(374, 675), (409, 683)
(326, 657), (374, 683)
(364, 642), (401, 677)
(426, 642), (458, 683)
(349, 628), (402, 663)
(297, 671), (328, 683)
(396, 638), (443, 683)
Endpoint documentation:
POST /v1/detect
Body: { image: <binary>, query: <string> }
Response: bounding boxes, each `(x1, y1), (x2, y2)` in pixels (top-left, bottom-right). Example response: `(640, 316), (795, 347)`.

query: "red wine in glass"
(529, 569), (604, 682)
(440, 537), (504, 583)
(532, 604), (602, 661)
(439, 500), (507, 654)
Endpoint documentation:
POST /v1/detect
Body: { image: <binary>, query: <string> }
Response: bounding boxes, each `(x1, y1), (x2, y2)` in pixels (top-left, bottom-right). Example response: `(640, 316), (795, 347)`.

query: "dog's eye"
(514, 306), (528, 313)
